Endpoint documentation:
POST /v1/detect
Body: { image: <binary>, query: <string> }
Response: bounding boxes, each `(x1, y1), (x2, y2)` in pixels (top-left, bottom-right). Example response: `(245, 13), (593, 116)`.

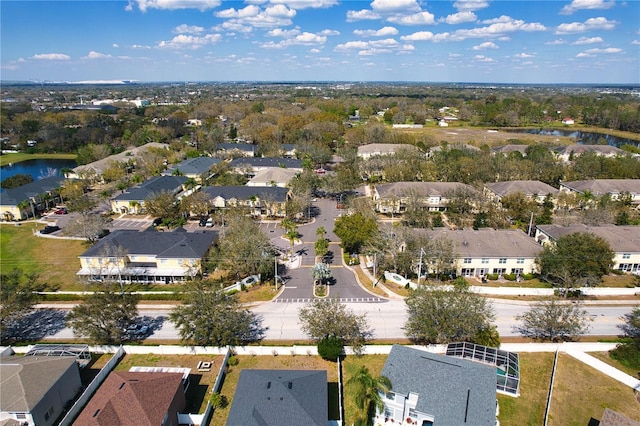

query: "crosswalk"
(273, 297), (387, 304)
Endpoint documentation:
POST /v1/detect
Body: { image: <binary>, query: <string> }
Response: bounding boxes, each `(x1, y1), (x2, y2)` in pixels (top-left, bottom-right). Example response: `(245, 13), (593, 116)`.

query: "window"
(16, 414), (26, 420)
(463, 258), (472, 264)
(481, 258), (489, 264)
(623, 253), (631, 259)
(499, 258), (506, 264)
(160, 259), (167, 264)
(517, 258), (524, 264)
(409, 408), (418, 419)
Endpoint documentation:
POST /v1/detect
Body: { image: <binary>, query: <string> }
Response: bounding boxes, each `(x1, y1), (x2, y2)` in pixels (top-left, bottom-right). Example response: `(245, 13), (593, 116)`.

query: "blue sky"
(1, 0), (638, 84)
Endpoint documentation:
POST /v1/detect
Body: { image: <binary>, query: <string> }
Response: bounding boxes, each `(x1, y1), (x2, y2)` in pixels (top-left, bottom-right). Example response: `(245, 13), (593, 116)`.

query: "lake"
(0, 158), (77, 182)
(504, 129), (639, 148)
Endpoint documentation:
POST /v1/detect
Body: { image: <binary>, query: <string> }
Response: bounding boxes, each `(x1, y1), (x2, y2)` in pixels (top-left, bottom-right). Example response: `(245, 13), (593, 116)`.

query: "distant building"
(562, 117), (575, 125)
(357, 143), (419, 160)
(491, 144), (530, 157)
(559, 179), (640, 208)
(215, 143), (256, 158)
(111, 175), (187, 214)
(246, 168), (299, 188)
(555, 144), (625, 162)
(162, 157), (220, 183)
(372, 181), (475, 213)
(484, 180), (559, 204)
(201, 186), (289, 218)
(229, 157), (303, 175)
(0, 176), (65, 221)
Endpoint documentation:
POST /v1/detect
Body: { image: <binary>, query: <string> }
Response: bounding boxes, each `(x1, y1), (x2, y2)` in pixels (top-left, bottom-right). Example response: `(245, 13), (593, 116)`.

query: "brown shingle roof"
(73, 371), (184, 426)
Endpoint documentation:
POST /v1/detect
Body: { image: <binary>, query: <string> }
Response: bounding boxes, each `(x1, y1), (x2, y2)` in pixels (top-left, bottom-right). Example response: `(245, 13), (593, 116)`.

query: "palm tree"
(316, 226), (326, 239)
(281, 218), (299, 255)
(310, 262), (331, 285)
(347, 366), (392, 426)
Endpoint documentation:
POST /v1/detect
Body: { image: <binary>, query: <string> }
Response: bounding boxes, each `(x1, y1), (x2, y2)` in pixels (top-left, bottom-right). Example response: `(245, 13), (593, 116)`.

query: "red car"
(54, 208), (68, 214)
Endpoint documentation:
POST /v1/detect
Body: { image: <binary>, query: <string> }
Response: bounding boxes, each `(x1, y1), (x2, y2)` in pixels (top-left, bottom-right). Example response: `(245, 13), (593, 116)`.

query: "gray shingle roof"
(560, 179), (640, 196)
(229, 157), (303, 169)
(0, 176), (65, 207)
(381, 345), (496, 425)
(415, 228), (542, 258)
(375, 182), (474, 199)
(216, 143), (257, 153)
(202, 186), (289, 202)
(485, 180), (558, 198)
(558, 144), (625, 156)
(0, 356), (78, 412)
(357, 143), (417, 155)
(79, 229), (216, 259)
(113, 176), (187, 202)
(536, 224), (640, 253)
(164, 157), (220, 176)
(226, 369), (327, 426)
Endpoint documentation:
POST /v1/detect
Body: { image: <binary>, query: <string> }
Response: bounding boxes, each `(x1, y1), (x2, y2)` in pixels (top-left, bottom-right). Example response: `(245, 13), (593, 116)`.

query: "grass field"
(590, 351), (639, 378)
(0, 152), (76, 167)
(0, 223), (88, 290)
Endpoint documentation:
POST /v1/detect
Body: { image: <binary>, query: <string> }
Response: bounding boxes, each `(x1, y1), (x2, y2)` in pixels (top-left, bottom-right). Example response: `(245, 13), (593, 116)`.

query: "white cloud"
(319, 29), (340, 36)
(453, 0), (489, 12)
(433, 19), (545, 42)
(131, 44), (152, 49)
(130, 0), (221, 12)
(261, 32), (327, 48)
(267, 0), (338, 9)
(216, 5), (261, 18)
(216, 4), (296, 28)
(400, 31), (433, 41)
(174, 24), (205, 34)
(32, 53), (70, 60)
(353, 26), (399, 37)
(545, 39), (567, 45)
(572, 36), (603, 45)
(576, 52), (592, 57)
(268, 28), (301, 37)
(85, 51), (112, 59)
(473, 41), (499, 50)
(112, 43), (119, 48)
(560, 0), (615, 15)
(482, 15), (514, 24)
(442, 11), (477, 25)
(514, 52), (535, 58)
(371, 0), (421, 13)
(212, 21), (254, 33)
(474, 54), (494, 62)
(583, 47), (622, 53)
(335, 37), (411, 56)
(388, 11), (436, 25)
(556, 17), (617, 34)
(158, 34), (222, 49)
(346, 9), (381, 22)
(632, 40), (640, 45)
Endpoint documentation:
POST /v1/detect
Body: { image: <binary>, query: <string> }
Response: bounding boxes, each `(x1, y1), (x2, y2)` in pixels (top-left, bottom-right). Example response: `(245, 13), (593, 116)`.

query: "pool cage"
(445, 342), (520, 396)
(24, 344), (92, 368)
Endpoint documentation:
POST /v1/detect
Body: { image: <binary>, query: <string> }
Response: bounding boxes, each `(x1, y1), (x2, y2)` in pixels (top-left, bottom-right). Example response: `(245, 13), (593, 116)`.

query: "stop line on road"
(273, 297), (387, 304)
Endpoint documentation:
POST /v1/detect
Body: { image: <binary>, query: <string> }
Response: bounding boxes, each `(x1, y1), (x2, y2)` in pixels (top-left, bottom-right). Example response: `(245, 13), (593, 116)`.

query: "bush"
(209, 392), (228, 409)
(486, 274), (499, 281)
(317, 336), (343, 361)
(521, 273), (535, 281)
(228, 355), (239, 366)
(610, 340), (640, 370)
(610, 269), (624, 275)
(503, 273), (517, 281)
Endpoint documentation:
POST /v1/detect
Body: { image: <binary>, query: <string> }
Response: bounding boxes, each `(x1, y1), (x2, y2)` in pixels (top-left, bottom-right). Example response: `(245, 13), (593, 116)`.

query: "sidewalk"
(566, 349), (640, 391)
(356, 256), (404, 301)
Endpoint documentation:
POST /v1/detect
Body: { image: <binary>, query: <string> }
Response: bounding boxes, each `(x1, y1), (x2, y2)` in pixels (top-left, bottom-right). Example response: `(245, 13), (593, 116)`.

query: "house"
(534, 224), (640, 275)
(0, 176), (65, 221)
(562, 117), (575, 125)
(162, 157), (220, 183)
(0, 356), (82, 426)
(111, 175), (188, 214)
(372, 182), (476, 214)
(491, 144), (530, 157)
(554, 144), (625, 162)
(228, 157), (303, 176)
(356, 143), (419, 160)
(559, 179), (640, 208)
(201, 186), (289, 218)
(77, 229), (217, 283)
(246, 168), (299, 188)
(281, 143), (297, 158)
(67, 142), (169, 180)
(484, 180), (558, 204)
(376, 345), (497, 426)
(214, 143), (257, 157)
(415, 228), (542, 278)
(73, 370), (187, 426)
(226, 369), (327, 426)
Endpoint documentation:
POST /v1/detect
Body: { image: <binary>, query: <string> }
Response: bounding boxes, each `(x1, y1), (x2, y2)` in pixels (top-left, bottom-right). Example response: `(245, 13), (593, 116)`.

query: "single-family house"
(0, 176), (65, 221)
(0, 356), (82, 426)
(73, 370), (187, 426)
(281, 143), (297, 158)
(484, 180), (559, 204)
(554, 144), (626, 162)
(77, 229), (217, 283)
(162, 157), (220, 183)
(67, 142), (169, 180)
(559, 179), (640, 208)
(214, 143), (257, 157)
(229, 157), (303, 176)
(201, 186), (289, 217)
(246, 168), (299, 188)
(226, 369), (327, 426)
(414, 228), (542, 278)
(357, 143), (419, 160)
(562, 117), (575, 125)
(491, 144), (530, 157)
(372, 182), (476, 214)
(376, 344), (497, 426)
(111, 175), (187, 214)
(535, 224), (640, 275)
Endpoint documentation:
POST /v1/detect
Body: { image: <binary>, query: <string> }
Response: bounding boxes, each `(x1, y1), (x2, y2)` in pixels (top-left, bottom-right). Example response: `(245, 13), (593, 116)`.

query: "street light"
(417, 248), (427, 285)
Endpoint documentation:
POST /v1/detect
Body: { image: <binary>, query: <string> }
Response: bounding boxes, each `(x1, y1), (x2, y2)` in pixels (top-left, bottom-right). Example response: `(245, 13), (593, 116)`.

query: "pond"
(504, 129), (639, 148)
(0, 158), (77, 182)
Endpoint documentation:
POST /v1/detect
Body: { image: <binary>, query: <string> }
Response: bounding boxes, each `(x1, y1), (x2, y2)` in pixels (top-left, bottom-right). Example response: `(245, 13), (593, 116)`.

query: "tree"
(281, 218), (299, 255)
(65, 213), (112, 243)
(298, 298), (372, 354)
(610, 307), (640, 370)
(216, 215), (274, 279)
(169, 281), (265, 346)
(314, 237), (329, 259)
(404, 285), (498, 345)
(536, 232), (615, 293)
(311, 262), (332, 284)
(1, 173), (34, 189)
(334, 213), (378, 253)
(346, 366), (392, 426)
(513, 299), (592, 342)
(144, 191), (181, 225)
(0, 269), (46, 339)
(66, 283), (139, 344)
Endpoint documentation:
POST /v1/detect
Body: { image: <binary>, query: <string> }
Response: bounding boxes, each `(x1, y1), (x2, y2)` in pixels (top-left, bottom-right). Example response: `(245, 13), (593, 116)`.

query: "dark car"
(40, 225), (60, 234)
(151, 217), (163, 227)
(94, 229), (110, 239)
(198, 217), (208, 227)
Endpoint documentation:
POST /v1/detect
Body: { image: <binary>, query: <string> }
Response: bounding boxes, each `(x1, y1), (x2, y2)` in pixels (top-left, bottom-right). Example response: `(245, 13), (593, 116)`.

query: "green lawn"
(0, 152), (76, 167)
(0, 224), (88, 290)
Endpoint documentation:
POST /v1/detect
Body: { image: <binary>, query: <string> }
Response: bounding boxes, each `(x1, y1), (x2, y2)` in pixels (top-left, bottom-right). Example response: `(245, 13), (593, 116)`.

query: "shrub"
(209, 392), (228, 409)
(227, 355), (239, 366)
(521, 273), (535, 281)
(503, 273), (517, 281)
(317, 336), (343, 361)
(610, 339), (640, 370)
(486, 274), (499, 281)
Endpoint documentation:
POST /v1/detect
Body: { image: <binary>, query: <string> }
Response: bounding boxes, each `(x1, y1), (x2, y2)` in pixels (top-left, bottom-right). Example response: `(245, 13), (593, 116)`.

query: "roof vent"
(119, 382), (126, 390)
(266, 382), (271, 389)
(288, 382), (292, 389)
(93, 410), (100, 418)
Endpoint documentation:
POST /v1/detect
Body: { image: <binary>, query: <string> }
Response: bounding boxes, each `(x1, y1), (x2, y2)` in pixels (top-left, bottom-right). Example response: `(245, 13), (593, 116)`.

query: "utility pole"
(274, 255), (279, 291)
(417, 248), (426, 285)
(373, 253), (377, 280)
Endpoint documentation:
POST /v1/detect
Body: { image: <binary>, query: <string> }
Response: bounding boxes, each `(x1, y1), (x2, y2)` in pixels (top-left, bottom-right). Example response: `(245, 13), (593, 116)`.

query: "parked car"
(205, 217), (213, 227)
(151, 217), (163, 227)
(54, 208), (68, 215)
(198, 217), (208, 227)
(40, 225), (60, 234)
(94, 229), (110, 239)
